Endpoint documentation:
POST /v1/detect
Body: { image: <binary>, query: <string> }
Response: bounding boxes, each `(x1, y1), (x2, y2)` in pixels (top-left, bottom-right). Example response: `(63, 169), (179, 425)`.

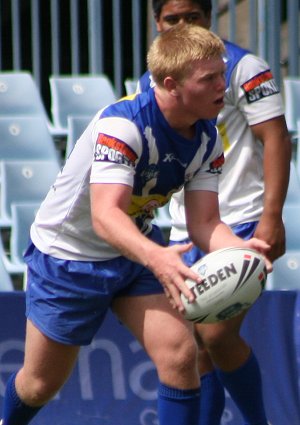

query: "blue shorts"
(169, 221), (258, 267)
(24, 226), (165, 346)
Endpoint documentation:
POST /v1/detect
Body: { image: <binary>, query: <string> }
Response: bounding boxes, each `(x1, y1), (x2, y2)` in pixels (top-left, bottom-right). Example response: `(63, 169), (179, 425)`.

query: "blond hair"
(147, 24), (225, 86)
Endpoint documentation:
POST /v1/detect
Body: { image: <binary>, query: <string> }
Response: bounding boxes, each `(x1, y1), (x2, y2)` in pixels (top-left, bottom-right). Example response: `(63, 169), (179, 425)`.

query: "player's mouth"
(214, 96), (224, 106)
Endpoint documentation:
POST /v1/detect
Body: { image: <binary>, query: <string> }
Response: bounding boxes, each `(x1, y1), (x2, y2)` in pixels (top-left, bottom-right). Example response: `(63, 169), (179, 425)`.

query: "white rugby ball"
(181, 247), (267, 323)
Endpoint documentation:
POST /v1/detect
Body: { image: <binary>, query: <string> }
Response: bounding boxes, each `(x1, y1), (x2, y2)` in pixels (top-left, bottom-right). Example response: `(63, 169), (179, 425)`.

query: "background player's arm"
(251, 115), (292, 261)
(184, 189), (271, 260)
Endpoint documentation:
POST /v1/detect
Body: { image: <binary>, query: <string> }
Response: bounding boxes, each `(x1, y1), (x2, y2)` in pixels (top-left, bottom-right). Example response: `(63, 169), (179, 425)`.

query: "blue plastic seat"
(9, 202), (39, 270)
(285, 160), (300, 205)
(65, 115), (91, 159)
(283, 77), (300, 134)
(0, 160), (60, 227)
(0, 250), (14, 290)
(0, 116), (59, 163)
(266, 251), (300, 290)
(296, 119), (300, 179)
(49, 74), (117, 135)
(124, 78), (138, 96)
(0, 71), (57, 135)
(0, 202), (39, 282)
(283, 204), (300, 251)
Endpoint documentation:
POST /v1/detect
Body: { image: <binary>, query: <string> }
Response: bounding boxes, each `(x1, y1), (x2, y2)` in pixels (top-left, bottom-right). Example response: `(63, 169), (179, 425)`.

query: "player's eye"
(185, 13), (203, 23)
(163, 15), (181, 25)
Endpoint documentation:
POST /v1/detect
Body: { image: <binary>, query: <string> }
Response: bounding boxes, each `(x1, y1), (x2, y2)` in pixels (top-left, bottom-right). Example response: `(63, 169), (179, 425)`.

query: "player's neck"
(155, 89), (196, 140)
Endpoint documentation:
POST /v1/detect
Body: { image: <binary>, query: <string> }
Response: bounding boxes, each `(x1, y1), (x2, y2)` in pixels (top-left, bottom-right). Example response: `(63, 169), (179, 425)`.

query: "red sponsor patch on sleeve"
(94, 133), (138, 166)
(209, 153), (224, 174)
(242, 70), (274, 92)
(241, 70), (279, 103)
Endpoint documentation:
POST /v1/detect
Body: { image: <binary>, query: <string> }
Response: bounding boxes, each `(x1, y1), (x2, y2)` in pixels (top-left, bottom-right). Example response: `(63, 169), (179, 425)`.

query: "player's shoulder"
(224, 40), (269, 70)
(100, 89), (153, 121)
(138, 70), (155, 93)
(224, 39), (251, 57)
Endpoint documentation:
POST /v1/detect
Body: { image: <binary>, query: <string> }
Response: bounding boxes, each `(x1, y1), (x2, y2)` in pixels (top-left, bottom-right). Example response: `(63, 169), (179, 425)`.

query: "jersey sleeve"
(185, 131), (224, 192)
(230, 54), (284, 126)
(90, 117), (142, 186)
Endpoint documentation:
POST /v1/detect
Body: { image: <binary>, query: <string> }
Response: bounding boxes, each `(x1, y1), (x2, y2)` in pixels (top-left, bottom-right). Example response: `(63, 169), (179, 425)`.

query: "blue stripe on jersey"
(100, 88), (217, 198)
(223, 40), (250, 88)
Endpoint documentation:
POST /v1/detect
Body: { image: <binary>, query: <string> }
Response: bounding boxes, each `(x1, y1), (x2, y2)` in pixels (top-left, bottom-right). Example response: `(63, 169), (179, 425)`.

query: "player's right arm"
(90, 177), (200, 311)
(184, 188), (271, 268)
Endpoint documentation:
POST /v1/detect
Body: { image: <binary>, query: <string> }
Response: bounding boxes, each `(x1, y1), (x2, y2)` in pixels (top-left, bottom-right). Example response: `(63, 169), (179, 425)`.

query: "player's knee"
(154, 333), (198, 374)
(19, 377), (62, 406)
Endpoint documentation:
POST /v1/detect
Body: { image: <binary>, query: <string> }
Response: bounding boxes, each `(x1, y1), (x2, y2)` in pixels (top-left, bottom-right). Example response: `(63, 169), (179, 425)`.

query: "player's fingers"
(165, 282), (186, 312)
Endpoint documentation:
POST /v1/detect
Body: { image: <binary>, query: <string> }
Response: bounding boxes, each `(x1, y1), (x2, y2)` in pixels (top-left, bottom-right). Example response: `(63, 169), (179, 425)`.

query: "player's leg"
(194, 332), (225, 425)
(2, 319), (80, 425)
(196, 312), (268, 425)
(1, 241), (115, 425)
(169, 239), (226, 425)
(113, 293), (201, 425)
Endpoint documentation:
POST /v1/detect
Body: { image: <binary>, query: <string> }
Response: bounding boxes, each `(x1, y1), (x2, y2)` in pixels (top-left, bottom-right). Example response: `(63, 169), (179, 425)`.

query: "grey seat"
(266, 251), (300, 290)
(65, 115), (91, 159)
(0, 160), (60, 227)
(10, 202), (39, 270)
(124, 78), (138, 96)
(285, 160), (300, 205)
(283, 77), (300, 134)
(0, 71), (57, 136)
(49, 74), (117, 135)
(0, 116), (59, 163)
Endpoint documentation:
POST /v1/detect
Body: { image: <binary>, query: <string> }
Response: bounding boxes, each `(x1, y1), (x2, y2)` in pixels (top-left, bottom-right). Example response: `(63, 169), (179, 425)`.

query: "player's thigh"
(21, 319), (80, 390)
(194, 309), (247, 346)
(112, 294), (196, 363)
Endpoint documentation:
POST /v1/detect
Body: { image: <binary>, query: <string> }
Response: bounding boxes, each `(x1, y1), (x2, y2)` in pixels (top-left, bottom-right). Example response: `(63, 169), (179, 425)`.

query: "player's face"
(156, 0), (211, 32)
(176, 57), (226, 120)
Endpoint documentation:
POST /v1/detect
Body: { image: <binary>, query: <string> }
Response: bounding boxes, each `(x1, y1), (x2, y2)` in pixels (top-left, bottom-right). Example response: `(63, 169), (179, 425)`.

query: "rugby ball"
(181, 247), (267, 323)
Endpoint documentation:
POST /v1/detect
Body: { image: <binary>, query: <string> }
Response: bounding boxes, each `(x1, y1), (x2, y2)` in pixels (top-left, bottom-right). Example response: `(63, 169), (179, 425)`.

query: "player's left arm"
(251, 115), (292, 261)
(184, 189), (270, 262)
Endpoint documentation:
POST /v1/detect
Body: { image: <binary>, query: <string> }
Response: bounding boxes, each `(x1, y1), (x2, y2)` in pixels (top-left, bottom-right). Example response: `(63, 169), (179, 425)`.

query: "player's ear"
(164, 76), (179, 96)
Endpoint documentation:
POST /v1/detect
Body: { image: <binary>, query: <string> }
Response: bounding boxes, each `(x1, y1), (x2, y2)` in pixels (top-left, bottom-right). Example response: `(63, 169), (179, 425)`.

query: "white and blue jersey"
(151, 40), (284, 240)
(30, 88), (223, 261)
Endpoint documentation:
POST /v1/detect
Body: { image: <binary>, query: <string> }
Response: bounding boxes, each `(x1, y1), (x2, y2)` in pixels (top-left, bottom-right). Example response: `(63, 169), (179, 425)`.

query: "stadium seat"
(0, 71), (57, 135)
(9, 202), (39, 270)
(296, 119), (300, 178)
(124, 78), (138, 96)
(283, 204), (300, 251)
(285, 160), (300, 205)
(0, 202), (38, 275)
(283, 77), (300, 134)
(266, 251), (300, 290)
(65, 115), (91, 159)
(49, 74), (117, 135)
(0, 116), (60, 163)
(0, 160), (60, 227)
(0, 251), (14, 290)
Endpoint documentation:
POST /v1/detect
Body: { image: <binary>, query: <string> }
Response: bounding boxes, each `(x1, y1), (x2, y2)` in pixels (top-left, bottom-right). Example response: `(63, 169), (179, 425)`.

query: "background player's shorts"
(24, 225), (165, 346)
(169, 221), (258, 267)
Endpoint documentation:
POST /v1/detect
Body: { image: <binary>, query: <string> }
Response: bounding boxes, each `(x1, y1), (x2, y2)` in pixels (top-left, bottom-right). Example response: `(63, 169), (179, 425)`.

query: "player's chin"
(204, 101), (224, 119)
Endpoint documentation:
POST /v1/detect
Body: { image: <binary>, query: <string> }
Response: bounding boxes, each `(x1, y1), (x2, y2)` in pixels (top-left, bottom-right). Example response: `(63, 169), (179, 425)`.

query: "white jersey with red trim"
(169, 41), (285, 241)
(30, 88), (224, 261)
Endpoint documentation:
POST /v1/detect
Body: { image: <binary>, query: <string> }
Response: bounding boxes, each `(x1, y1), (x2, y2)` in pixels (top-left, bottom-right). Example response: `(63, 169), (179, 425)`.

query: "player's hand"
(242, 237), (272, 273)
(147, 242), (201, 313)
(254, 216), (286, 261)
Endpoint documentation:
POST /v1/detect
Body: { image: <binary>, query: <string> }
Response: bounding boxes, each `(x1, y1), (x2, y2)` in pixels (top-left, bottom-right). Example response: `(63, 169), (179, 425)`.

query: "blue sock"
(199, 370), (225, 425)
(2, 372), (43, 425)
(158, 382), (201, 425)
(216, 352), (268, 425)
